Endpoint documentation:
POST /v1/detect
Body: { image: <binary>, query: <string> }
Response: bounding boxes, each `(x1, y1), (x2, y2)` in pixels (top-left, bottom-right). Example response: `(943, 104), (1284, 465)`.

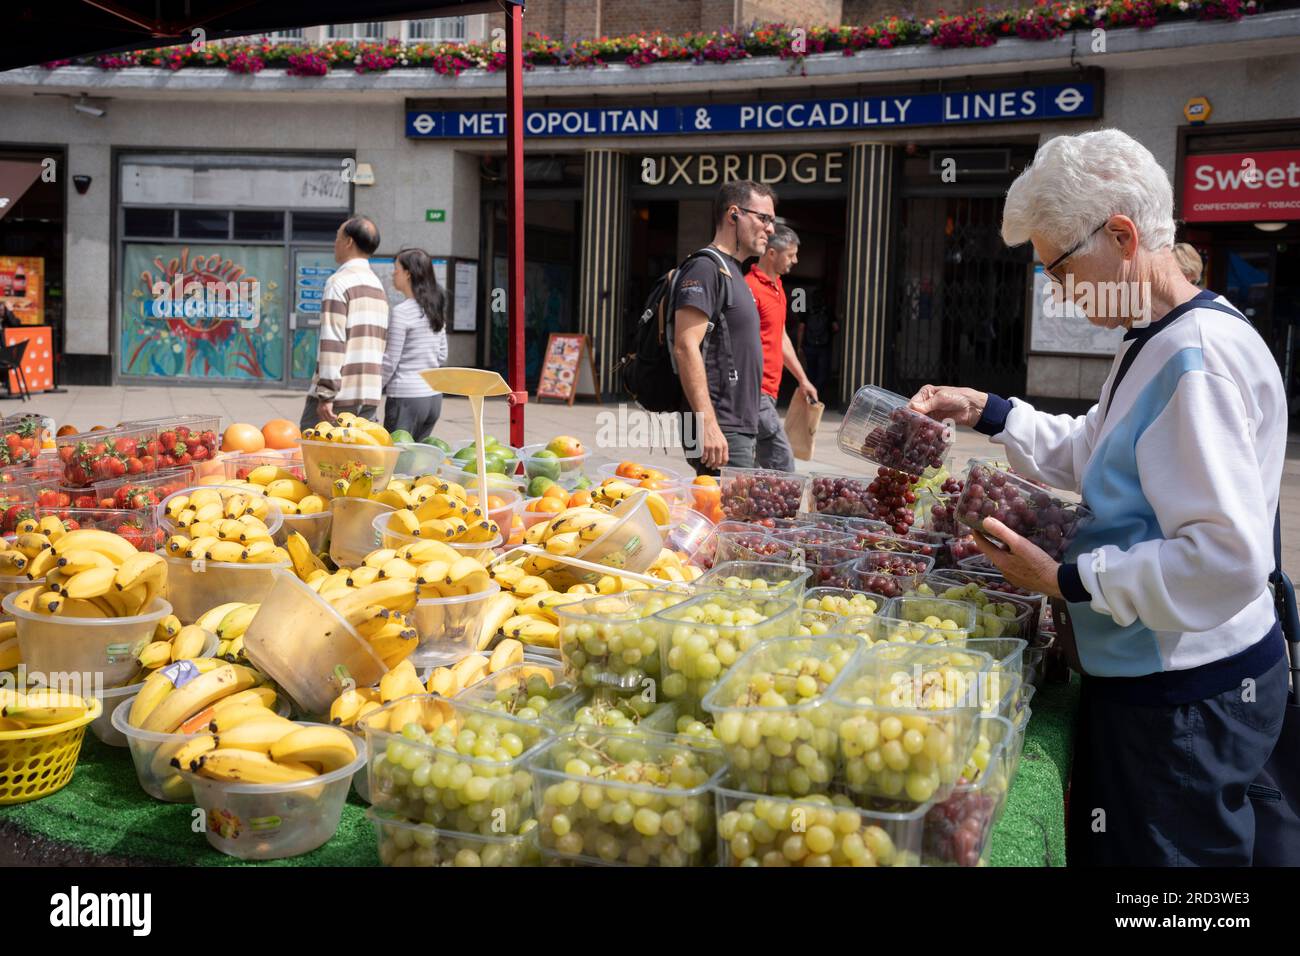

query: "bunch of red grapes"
(862, 407), (950, 476)
(923, 785), (1001, 867)
(956, 464), (1086, 561)
(720, 472), (805, 523)
(853, 551), (931, 598)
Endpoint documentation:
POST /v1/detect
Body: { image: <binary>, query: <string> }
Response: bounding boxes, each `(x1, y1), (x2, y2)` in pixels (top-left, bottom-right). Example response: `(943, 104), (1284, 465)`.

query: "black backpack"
(618, 247), (736, 413)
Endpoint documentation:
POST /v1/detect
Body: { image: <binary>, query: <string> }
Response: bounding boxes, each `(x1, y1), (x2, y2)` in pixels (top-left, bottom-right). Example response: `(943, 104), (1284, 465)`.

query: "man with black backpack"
(669, 180), (775, 474)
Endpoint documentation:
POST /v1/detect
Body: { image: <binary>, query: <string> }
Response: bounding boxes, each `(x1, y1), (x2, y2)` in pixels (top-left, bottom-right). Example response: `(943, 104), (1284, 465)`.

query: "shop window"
(291, 211), (343, 242)
(328, 22), (386, 40)
(406, 17), (466, 42)
(233, 210), (286, 241)
(123, 207), (176, 238)
(178, 210), (230, 240)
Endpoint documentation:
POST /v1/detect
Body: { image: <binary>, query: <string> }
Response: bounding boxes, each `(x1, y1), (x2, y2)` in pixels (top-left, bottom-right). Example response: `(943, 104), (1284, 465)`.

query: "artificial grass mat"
(1, 678), (1078, 867)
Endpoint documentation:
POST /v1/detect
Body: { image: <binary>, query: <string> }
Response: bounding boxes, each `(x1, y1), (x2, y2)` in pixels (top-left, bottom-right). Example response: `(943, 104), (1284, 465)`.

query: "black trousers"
(1067, 653), (1287, 866)
(382, 395), (443, 441)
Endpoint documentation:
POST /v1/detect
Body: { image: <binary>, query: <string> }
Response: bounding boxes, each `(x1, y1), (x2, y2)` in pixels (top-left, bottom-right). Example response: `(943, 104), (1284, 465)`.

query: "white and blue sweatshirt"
(976, 290), (1286, 703)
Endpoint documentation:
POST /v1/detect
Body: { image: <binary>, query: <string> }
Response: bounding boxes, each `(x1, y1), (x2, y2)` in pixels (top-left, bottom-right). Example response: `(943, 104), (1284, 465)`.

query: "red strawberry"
(189, 444), (209, 462)
(145, 439), (162, 458)
(126, 457), (144, 475)
(113, 436), (139, 456)
(159, 430), (178, 452)
(116, 524), (145, 550)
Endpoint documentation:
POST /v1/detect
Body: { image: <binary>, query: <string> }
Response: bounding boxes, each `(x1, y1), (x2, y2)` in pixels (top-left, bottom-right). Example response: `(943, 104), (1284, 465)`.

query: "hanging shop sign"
(1181, 149), (1300, 222)
(406, 79), (1100, 139)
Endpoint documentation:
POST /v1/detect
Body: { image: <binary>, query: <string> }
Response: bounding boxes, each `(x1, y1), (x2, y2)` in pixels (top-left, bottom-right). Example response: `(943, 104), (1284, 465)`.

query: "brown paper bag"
(784, 392), (824, 461)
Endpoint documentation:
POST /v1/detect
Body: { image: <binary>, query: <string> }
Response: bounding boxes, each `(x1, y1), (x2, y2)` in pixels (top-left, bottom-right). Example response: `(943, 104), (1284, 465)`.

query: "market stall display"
(0, 396), (1082, 867)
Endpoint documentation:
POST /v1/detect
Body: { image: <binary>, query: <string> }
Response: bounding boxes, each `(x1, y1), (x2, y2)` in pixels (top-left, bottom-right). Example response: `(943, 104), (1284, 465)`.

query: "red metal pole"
(504, 0), (526, 448)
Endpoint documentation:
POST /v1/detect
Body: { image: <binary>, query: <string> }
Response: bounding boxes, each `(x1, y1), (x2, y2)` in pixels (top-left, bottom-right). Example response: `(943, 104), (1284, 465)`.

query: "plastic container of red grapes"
(714, 785), (926, 866)
(955, 460), (1091, 561)
(807, 473), (882, 520)
(853, 527), (949, 563)
(919, 713), (1014, 867)
(710, 530), (782, 565)
(718, 468), (809, 524)
(838, 385), (954, 479)
(853, 550), (934, 598)
(776, 544), (864, 591)
(769, 526), (855, 551)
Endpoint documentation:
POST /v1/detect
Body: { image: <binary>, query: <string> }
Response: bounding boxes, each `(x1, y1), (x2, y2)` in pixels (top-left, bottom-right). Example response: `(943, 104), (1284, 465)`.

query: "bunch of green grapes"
(706, 574), (798, 593)
(933, 582), (1030, 638)
(558, 591), (687, 694)
(459, 669), (576, 722)
(657, 593), (798, 718)
(559, 692), (676, 733)
(802, 590), (884, 617)
(535, 731), (724, 866)
(373, 707), (548, 835)
(707, 637), (861, 796)
(718, 793), (919, 867)
(374, 816), (540, 867)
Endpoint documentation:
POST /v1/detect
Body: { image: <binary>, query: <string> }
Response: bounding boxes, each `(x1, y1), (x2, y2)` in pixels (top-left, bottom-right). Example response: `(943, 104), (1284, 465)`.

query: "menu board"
(0, 256), (44, 325)
(535, 333), (599, 405)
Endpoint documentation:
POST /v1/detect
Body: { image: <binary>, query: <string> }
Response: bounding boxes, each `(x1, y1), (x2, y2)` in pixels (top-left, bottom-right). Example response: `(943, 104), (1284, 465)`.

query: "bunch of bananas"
(284, 531), (330, 583)
(172, 717), (357, 785)
(592, 480), (673, 526)
(0, 687), (92, 732)
(328, 657), (438, 728)
(18, 530), (167, 618)
(303, 413), (393, 447)
(334, 473), (451, 510)
(382, 488), (501, 546)
(516, 505), (625, 575)
(163, 488), (288, 565)
(192, 602), (261, 662)
(225, 464), (326, 517)
(302, 574), (420, 669)
(645, 548), (703, 585)
(0, 515), (66, 576)
(133, 616), (213, 679)
(422, 638), (527, 697)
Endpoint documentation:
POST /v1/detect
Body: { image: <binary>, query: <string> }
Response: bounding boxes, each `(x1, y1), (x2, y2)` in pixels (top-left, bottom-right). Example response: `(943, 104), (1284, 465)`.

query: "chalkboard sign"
(536, 333), (600, 405)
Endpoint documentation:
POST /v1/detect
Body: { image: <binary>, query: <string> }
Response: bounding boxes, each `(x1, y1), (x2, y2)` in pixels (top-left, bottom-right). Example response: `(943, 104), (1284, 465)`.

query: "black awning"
(6, 0), (508, 71)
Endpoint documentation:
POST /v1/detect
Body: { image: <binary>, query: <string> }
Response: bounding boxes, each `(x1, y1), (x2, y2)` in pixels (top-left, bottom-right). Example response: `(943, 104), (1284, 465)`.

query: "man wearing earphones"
(673, 180), (775, 474)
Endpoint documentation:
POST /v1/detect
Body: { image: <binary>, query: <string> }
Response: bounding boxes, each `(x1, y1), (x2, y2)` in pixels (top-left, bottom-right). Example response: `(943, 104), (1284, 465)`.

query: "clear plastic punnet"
(651, 591), (800, 720)
(369, 806), (540, 867)
(555, 589), (691, 695)
(853, 549), (934, 598)
(702, 635), (867, 796)
(837, 385), (954, 478)
(718, 467), (809, 523)
(714, 786), (926, 867)
(359, 694), (553, 835)
(695, 560), (812, 603)
(529, 728), (727, 866)
(920, 713), (1015, 867)
(800, 586), (889, 619)
(955, 459), (1092, 561)
(830, 643), (992, 806)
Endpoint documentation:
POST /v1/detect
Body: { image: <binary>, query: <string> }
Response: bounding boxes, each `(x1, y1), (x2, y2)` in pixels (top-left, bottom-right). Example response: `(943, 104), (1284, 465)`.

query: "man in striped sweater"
(300, 216), (390, 431)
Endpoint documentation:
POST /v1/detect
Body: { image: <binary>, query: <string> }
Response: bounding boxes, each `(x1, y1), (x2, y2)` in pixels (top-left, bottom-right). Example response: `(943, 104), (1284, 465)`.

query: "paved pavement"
(15, 383), (1300, 574)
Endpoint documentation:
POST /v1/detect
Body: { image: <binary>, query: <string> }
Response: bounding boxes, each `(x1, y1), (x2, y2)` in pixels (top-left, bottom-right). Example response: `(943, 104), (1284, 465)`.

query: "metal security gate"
(887, 194), (1031, 397)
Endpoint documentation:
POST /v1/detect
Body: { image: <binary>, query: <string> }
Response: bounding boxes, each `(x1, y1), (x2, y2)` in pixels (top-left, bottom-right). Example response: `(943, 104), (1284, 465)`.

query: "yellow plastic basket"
(0, 698), (102, 805)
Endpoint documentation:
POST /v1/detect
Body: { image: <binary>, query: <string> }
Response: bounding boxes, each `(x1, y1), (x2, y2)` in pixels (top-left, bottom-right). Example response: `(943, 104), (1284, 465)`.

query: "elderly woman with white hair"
(912, 129), (1287, 867)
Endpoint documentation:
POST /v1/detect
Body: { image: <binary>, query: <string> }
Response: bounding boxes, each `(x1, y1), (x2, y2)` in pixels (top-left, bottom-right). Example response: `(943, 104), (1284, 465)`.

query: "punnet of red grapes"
(719, 467), (808, 524)
(955, 460), (1092, 561)
(838, 385), (954, 478)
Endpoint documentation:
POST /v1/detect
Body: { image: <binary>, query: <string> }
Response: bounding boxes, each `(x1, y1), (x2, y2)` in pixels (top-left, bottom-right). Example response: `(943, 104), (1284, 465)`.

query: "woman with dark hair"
(381, 248), (449, 439)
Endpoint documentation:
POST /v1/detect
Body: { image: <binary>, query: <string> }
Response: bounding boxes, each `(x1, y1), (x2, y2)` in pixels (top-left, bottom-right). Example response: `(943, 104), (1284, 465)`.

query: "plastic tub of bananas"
(371, 511), (504, 566)
(177, 720), (366, 860)
(0, 688), (102, 805)
(155, 484), (284, 541)
(90, 624), (220, 747)
(330, 497), (394, 570)
(412, 574), (501, 668)
(111, 663), (287, 801)
(242, 571), (400, 716)
(299, 421), (404, 499)
(2, 575), (173, 692)
(159, 553), (292, 627)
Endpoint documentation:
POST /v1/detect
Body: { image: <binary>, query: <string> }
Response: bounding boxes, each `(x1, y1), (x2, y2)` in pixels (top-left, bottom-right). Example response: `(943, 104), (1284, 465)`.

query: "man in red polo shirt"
(744, 225), (819, 471)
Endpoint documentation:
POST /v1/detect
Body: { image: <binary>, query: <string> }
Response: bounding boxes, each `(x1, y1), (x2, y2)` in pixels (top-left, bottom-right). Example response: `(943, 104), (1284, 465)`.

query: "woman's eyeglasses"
(1045, 222), (1106, 285)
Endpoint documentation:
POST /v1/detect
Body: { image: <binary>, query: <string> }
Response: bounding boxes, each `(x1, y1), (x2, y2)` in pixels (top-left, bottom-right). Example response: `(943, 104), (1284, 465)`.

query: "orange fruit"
(639, 478), (669, 491)
(615, 461), (647, 480)
(568, 490), (593, 507)
(643, 467), (668, 482)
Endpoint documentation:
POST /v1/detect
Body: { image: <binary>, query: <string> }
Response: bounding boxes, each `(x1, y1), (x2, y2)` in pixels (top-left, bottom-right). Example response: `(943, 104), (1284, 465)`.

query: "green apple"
(528, 448), (562, 482)
(452, 446), (476, 462)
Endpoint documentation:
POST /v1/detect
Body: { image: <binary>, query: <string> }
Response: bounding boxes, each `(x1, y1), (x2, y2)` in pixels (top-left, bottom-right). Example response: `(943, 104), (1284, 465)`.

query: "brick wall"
(493, 0), (848, 40)
(841, 0), (979, 23)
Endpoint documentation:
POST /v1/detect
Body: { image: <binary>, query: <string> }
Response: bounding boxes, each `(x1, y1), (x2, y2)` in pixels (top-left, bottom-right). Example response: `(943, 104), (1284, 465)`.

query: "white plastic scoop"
(420, 368), (512, 523)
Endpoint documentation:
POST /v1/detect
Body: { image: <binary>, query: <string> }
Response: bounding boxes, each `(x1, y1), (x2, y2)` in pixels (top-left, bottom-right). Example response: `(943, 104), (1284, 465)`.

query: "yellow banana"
(211, 716), (298, 754)
(169, 734), (217, 771)
(140, 663), (261, 733)
(196, 602), (247, 633)
(170, 624), (210, 661)
(347, 566), (382, 588)
(2, 689), (88, 726)
(194, 749), (319, 784)
(269, 725), (358, 773)
(63, 566), (120, 600)
(137, 641), (174, 670)
(488, 638), (524, 672)
(364, 548), (399, 569)
(0, 636), (20, 671)
(216, 604), (259, 642)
